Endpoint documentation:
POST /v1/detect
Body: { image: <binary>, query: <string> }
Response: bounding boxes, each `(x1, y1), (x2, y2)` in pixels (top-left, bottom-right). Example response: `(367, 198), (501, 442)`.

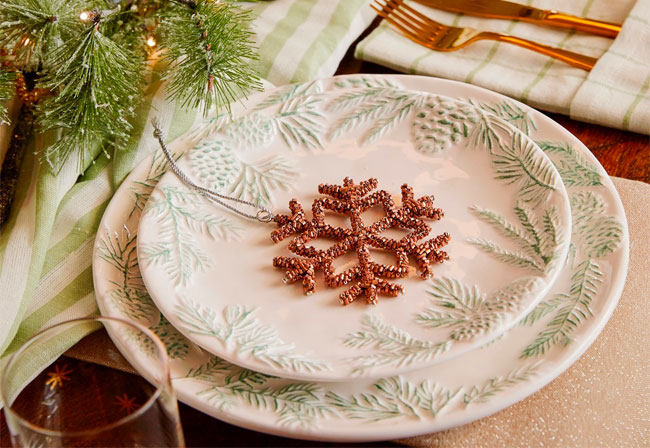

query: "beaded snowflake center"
(271, 177), (450, 306)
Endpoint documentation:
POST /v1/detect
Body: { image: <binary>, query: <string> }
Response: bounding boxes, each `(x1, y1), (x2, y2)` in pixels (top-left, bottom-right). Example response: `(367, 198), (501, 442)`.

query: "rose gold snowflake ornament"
(271, 177), (450, 306)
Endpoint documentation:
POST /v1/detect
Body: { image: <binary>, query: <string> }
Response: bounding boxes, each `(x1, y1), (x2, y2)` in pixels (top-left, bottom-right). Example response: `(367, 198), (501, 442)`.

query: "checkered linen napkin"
(355, 0), (650, 135)
(0, 0), (374, 387)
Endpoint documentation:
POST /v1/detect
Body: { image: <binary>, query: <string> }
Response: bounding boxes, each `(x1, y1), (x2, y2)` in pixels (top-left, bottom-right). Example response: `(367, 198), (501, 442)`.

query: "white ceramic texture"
(136, 83), (571, 382)
(93, 75), (628, 442)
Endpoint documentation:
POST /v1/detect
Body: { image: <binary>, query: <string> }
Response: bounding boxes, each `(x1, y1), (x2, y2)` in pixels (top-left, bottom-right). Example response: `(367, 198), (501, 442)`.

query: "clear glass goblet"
(1, 317), (185, 447)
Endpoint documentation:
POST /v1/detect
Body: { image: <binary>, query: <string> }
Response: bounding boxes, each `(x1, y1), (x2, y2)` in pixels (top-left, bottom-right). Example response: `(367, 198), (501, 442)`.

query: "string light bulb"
(22, 37), (30, 46)
(146, 36), (156, 47)
(79, 11), (90, 21)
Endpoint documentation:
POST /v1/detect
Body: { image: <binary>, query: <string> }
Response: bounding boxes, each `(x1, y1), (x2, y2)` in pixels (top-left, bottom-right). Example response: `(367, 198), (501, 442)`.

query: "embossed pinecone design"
(225, 113), (275, 150)
(451, 313), (501, 341)
(189, 139), (241, 191)
(412, 97), (479, 154)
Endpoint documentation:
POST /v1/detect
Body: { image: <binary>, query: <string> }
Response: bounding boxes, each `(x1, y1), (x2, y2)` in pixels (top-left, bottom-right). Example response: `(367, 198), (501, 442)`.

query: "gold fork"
(371, 0), (598, 71)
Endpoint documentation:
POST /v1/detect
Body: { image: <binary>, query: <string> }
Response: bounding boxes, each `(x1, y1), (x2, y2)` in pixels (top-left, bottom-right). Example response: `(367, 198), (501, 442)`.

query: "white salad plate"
(136, 82), (571, 382)
(93, 75), (628, 442)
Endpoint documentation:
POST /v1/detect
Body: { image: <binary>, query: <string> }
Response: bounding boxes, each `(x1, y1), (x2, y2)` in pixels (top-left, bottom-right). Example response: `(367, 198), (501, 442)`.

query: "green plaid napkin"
(0, 0), (374, 384)
(356, 0), (650, 135)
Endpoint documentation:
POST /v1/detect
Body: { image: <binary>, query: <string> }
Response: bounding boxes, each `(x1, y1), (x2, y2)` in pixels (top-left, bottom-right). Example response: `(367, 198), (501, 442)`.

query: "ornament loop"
(151, 119), (276, 224)
(256, 209), (273, 223)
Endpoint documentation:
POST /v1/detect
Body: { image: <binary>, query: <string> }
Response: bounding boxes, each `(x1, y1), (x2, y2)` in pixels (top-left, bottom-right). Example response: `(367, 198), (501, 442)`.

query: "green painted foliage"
(175, 297), (329, 373)
(343, 315), (450, 373)
(140, 185), (243, 286)
(538, 141), (602, 187)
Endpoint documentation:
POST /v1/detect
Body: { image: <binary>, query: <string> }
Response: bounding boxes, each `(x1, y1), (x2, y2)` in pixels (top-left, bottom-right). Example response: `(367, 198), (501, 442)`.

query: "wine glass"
(1, 317), (185, 447)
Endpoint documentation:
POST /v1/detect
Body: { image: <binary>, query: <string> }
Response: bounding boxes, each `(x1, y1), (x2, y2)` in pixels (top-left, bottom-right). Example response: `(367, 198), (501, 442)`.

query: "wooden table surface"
(1, 20), (649, 448)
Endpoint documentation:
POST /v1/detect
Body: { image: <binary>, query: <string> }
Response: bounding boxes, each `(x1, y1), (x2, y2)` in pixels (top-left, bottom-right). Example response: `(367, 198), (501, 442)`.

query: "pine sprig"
(0, 0), (262, 184)
(0, 65), (15, 124)
(0, 0), (89, 71)
(463, 363), (540, 405)
(476, 100), (537, 136)
(521, 259), (602, 358)
(469, 204), (560, 274)
(326, 377), (459, 421)
(537, 141), (602, 187)
(416, 277), (540, 341)
(160, 0), (261, 116)
(37, 17), (146, 172)
(344, 315), (450, 372)
(491, 133), (557, 204)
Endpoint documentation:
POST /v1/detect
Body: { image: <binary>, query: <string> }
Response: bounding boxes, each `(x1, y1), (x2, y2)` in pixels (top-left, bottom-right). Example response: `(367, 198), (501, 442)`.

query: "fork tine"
(385, 0), (435, 32)
(397, 0), (446, 31)
(371, 1), (437, 50)
(373, 0), (432, 40)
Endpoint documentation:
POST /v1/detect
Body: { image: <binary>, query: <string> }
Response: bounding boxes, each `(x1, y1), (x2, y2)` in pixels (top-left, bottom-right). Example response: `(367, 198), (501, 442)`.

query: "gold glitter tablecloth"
(67, 177), (650, 447)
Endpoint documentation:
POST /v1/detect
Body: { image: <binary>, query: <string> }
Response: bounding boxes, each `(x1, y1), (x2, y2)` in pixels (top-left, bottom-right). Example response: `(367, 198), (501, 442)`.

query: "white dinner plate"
(93, 75), (628, 442)
(136, 84), (571, 382)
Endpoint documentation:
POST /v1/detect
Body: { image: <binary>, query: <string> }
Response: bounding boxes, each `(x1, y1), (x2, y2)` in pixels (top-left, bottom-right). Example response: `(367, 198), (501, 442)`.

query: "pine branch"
(37, 17), (146, 173)
(0, 64), (15, 124)
(0, 0), (89, 71)
(537, 141), (602, 187)
(160, 0), (261, 116)
(521, 259), (602, 357)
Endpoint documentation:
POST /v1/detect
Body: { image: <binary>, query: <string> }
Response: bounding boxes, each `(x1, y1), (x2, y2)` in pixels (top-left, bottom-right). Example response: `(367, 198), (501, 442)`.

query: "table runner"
(355, 0), (650, 135)
(0, 0), (375, 376)
(64, 177), (650, 446)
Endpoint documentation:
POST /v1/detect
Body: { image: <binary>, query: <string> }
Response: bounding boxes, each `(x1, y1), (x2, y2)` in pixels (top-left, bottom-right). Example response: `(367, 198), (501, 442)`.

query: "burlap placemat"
(67, 177), (650, 447)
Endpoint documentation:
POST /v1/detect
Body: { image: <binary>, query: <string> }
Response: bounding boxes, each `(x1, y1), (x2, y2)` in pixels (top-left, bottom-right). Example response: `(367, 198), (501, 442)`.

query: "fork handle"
(487, 33), (598, 71)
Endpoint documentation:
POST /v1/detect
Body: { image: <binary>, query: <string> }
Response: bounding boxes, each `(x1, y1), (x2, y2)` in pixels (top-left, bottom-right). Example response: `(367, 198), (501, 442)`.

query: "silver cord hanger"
(151, 120), (275, 223)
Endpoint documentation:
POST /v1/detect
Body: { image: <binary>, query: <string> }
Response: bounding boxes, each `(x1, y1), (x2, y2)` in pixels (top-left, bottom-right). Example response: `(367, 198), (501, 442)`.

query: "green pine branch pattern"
(463, 363), (541, 405)
(189, 364), (334, 426)
(188, 112), (231, 142)
(130, 147), (183, 217)
(328, 87), (427, 144)
(185, 359), (462, 425)
(150, 315), (190, 360)
(415, 277), (541, 341)
(343, 315), (450, 374)
(185, 356), (233, 381)
(254, 80), (323, 111)
(175, 297), (329, 373)
(521, 259), (602, 357)
(139, 185), (243, 286)
(491, 133), (557, 204)
(519, 189), (623, 357)
(326, 377), (460, 421)
(273, 93), (325, 149)
(98, 227), (155, 321)
(99, 224), (193, 360)
(332, 77), (398, 90)
(250, 80), (326, 149)
(570, 191), (624, 259)
(469, 204), (562, 274)
(475, 100), (537, 136)
(537, 141), (602, 187)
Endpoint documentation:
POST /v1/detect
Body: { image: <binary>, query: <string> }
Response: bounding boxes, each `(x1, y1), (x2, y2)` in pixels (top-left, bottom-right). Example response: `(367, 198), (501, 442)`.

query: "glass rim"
(0, 316), (171, 438)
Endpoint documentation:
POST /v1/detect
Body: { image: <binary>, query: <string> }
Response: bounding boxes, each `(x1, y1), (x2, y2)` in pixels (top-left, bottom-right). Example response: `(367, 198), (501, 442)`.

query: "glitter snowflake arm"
(271, 177), (451, 306)
(271, 199), (310, 243)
